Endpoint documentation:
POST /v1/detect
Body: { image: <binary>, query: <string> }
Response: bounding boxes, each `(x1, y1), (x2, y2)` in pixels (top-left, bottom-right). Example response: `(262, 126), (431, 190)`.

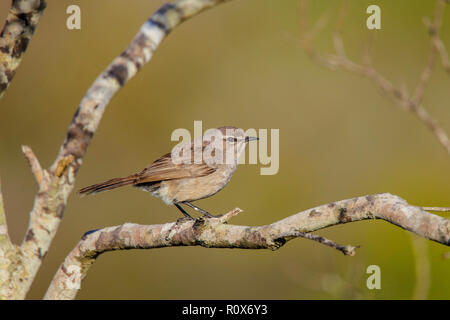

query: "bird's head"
(203, 126), (258, 166)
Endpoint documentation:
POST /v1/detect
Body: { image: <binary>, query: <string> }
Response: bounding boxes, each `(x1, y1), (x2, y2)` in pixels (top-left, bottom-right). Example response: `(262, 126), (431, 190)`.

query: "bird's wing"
(135, 151), (216, 184)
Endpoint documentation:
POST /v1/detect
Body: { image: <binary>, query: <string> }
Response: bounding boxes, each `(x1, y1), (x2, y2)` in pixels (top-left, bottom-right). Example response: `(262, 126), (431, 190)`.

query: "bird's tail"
(79, 175), (137, 196)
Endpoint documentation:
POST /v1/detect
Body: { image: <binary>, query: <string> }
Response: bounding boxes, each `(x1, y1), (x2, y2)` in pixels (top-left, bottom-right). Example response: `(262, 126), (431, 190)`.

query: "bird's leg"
(183, 202), (216, 218)
(174, 203), (195, 220)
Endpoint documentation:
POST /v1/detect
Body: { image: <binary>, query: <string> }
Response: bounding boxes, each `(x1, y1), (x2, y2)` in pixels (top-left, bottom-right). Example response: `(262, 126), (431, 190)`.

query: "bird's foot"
(183, 201), (218, 218)
(176, 216), (195, 224)
(202, 212), (222, 219)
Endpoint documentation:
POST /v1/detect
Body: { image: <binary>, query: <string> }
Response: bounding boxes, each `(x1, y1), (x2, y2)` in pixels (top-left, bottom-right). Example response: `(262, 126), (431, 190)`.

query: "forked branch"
(44, 193), (449, 300)
(0, 0), (232, 300)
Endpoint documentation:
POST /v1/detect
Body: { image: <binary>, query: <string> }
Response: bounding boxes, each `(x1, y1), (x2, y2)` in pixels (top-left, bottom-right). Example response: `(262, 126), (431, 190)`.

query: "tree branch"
(0, 179), (20, 299)
(296, 0), (450, 154)
(410, 233), (430, 300)
(0, 0), (47, 99)
(21, 145), (44, 185)
(0, 0), (231, 300)
(0, 179), (10, 245)
(424, 0), (450, 75)
(44, 193), (449, 300)
(275, 231), (358, 256)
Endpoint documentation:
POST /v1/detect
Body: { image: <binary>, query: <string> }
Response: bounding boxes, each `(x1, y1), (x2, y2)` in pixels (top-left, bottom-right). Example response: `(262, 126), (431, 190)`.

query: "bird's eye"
(227, 137), (235, 143)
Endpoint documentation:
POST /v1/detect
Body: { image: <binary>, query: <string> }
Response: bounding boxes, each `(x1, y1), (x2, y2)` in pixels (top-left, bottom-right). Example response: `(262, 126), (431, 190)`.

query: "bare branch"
(44, 193), (449, 300)
(0, 0), (232, 300)
(0, 179), (10, 245)
(21, 145), (44, 185)
(412, 0), (446, 103)
(296, 0), (450, 154)
(410, 234), (430, 300)
(275, 231), (358, 256)
(422, 206), (450, 212)
(424, 0), (450, 75)
(412, 31), (437, 104)
(216, 207), (243, 223)
(0, 0), (47, 99)
(432, 32), (450, 74)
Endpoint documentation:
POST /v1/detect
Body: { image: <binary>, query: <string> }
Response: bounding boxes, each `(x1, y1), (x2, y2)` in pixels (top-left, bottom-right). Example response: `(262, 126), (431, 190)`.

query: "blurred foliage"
(0, 0), (448, 299)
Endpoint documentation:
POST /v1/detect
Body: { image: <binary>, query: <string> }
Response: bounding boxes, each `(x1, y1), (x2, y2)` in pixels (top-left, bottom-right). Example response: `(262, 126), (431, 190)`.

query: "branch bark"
(0, 180), (9, 244)
(0, 179), (22, 299)
(0, 0), (231, 300)
(44, 193), (449, 300)
(0, 0), (47, 99)
(1, 0), (448, 300)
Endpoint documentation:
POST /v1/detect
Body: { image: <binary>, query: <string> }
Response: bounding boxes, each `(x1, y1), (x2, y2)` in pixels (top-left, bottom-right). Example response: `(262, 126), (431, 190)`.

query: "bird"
(79, 126), (258, 219)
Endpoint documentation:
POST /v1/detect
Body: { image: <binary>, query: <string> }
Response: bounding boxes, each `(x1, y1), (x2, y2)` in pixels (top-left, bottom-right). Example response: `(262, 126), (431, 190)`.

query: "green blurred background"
(0, 0), (449, 299)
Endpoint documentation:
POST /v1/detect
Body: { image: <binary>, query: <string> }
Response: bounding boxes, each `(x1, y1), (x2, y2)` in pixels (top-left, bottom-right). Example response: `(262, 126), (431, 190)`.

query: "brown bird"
(79, 126), (258, 219)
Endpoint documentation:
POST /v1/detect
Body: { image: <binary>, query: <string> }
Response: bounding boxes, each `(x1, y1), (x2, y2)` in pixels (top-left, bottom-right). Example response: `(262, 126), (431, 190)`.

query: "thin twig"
(424, 0), (450, 74)
(277, 231), (358, 256)
(422, 206), (450, 212)
(412, 0), (445, 103)
(21, 145), (44, 185)
(296, 0), (450, 154)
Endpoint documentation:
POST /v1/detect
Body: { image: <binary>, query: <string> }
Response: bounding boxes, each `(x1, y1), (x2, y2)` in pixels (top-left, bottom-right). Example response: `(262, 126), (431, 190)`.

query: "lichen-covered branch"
(44, 193), (449, 300)
(0, 0), (47, 98)
(0, 0), (231, 300)
(53, 0), (230, 172)
(297, 0), (450, 154)
(0, 180), (9, 244)
(0, 179), (20, 299)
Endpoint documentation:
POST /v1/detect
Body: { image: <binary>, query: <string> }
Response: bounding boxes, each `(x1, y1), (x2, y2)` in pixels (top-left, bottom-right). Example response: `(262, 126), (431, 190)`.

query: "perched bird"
(79, 126), (258, 219)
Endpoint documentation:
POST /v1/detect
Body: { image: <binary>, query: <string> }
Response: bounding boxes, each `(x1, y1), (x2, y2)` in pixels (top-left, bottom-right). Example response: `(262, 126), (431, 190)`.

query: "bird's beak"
(245, 136), (259, 143)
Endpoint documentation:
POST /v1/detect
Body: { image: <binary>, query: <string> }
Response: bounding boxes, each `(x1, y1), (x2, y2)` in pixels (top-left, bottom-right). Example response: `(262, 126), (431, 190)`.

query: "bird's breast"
(158, 164), (237, 204)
